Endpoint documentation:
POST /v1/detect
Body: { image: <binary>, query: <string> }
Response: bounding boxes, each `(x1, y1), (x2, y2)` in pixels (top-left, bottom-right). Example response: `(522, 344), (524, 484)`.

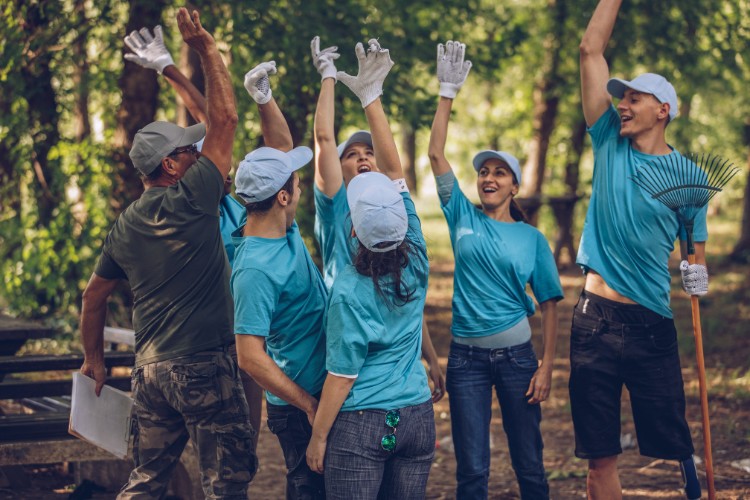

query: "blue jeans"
(266, 400), (326, 500)
(446, 341), (549, 500)
(324, 400), (435, 500)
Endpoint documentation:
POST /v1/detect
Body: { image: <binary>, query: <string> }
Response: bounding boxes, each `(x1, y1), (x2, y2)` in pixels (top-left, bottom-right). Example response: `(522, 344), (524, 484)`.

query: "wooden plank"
(0, 376), (131, 399)
(103, 327), (135, 347)
(0, 352), (135, 375)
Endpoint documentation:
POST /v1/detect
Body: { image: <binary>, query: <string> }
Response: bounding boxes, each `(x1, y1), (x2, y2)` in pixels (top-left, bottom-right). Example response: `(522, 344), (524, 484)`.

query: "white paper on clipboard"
(68, 371), (134, 459)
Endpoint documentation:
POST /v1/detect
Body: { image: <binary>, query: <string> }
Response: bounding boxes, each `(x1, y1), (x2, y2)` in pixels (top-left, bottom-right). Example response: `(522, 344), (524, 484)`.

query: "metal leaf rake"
(631, 152), (740, 500)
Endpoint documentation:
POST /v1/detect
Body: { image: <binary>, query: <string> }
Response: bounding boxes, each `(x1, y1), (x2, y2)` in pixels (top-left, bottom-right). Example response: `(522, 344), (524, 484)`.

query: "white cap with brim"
(129, 121), (206, 175)
(337, 130), (373, 158)
(347, 172), (408, 253)
(606, 73), (678, 121)
(235, 146), (313, 203)
(472, 150), (522, 185)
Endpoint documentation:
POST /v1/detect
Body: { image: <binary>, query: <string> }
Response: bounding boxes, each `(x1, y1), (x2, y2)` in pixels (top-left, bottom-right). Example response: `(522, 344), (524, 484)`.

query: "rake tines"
(631, 153), (740, 246)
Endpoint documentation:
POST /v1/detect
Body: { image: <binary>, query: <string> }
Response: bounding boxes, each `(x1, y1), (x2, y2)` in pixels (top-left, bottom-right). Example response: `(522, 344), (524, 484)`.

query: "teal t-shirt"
(313, 183), (357, 289)
(577, 105), (708, 318)
(325, 192), (432, 411)
(231, 221), (328, 406)
(219, 195), (246, 267)
(441, 180), (563, 338)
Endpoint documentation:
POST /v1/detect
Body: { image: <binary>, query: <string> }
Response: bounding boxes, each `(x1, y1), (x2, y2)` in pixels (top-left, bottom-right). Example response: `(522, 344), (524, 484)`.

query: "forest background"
(1, 0), (749, 333)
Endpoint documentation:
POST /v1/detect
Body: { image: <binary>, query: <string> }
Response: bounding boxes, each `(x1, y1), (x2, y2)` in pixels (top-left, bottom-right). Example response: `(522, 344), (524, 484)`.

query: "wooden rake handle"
(687, 253), (716, 500)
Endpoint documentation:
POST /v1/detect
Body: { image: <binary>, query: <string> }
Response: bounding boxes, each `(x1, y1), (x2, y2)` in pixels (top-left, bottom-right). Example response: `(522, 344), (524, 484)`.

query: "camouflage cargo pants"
(118, 346), (258, 499)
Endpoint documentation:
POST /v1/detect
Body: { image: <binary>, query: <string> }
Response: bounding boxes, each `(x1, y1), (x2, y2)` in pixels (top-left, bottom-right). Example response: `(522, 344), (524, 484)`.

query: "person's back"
(101, 154), (233, 366)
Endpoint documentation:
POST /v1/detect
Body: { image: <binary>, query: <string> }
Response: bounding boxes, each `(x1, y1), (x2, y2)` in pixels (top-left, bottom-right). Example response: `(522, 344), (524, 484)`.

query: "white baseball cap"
(235, 146), (313, 203)
(347, 172), (408, 253)
(337, 130), (373, 158)
(472, 150), (522, 184)
(607, 73), (678, 121)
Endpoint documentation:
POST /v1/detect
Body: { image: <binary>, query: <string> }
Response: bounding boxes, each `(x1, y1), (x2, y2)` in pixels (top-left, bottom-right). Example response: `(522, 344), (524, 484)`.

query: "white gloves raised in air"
(680, 260), (708, 296)
(437, 40), (472, 99)
(124, 26), (175, 74)
(337, 39), (394, 108)
(311, 36), (340, 82)
(244, 61), (277, 105)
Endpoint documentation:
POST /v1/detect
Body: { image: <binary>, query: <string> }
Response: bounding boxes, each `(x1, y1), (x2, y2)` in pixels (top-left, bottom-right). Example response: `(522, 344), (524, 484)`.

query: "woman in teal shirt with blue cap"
(305, 39), (434, 500)
(429, 40), (563, 499)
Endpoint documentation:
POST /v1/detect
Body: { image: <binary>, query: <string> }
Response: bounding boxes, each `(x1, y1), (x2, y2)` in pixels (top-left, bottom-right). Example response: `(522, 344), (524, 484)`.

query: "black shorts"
(568, 290), (694, 460)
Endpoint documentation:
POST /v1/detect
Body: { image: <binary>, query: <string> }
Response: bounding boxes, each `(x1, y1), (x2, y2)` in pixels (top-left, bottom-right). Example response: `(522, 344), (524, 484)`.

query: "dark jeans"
(324, 400), (435, 500)
(266, 401), (325, 500)
(446, 341), (549, 500)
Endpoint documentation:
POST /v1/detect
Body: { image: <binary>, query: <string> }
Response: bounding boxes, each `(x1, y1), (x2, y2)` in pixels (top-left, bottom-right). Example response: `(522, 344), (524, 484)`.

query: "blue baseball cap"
(472, 150), (522, 184)
(347, 172), (407, 253)
(235, 146), (313, 203)
(607, 73), (678, 121)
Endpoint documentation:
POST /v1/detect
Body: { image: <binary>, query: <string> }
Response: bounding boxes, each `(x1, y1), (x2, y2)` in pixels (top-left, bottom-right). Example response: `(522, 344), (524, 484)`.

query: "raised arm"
(177, 8), (237, 179)
(580, 0), (621, 126)
(337, 39), (401, 180)
(311, 37), (343, 196)
(124, 26), (209, 124)
(244, 61), (293, 152)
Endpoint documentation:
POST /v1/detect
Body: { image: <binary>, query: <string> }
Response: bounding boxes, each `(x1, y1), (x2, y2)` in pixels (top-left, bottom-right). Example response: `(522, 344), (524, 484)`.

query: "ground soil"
(1, 265), (749, 499)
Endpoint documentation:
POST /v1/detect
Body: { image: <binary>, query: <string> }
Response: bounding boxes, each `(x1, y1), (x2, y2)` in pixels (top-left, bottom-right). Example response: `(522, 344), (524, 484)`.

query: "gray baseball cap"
(337, 130), (373, 158)
(235, 146), (313, 203)
(129, 121), (206, 175)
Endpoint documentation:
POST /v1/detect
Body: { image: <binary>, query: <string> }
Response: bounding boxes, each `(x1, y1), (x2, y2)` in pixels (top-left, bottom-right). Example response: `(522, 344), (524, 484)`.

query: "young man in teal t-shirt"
(571, 1), (707, 499)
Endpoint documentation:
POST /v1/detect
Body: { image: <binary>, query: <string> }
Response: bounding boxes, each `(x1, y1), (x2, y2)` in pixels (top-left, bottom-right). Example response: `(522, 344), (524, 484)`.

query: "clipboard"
(68, 371), (134, 459)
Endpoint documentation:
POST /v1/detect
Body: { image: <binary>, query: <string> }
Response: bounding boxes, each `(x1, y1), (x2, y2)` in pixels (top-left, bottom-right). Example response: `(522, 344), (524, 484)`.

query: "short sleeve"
(528, 231), (564, 304)
(440, 179), (474, 229)
(178, 155), (225, 214)
(684, 204), (708, 242)
(232, 268), (279, 336)
(587, 105), (621, 150)
(94, 249), (126, 280)
(325, 299), (371, 377)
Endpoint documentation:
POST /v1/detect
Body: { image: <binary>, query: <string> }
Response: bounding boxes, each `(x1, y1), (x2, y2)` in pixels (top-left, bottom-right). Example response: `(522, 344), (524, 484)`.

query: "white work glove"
(437, 40), (472, 99)
(311, 36), (340, 81)
(244, 61), (277, 105)
(123, 26), (175, 74)
(680, 260), (708, 296)
(337, 39), (394, 108)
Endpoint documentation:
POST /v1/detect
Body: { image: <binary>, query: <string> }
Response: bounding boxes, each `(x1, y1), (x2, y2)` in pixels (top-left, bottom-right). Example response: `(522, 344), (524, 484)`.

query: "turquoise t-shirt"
(325, 192), (432, 411)
(219, 195), (246, 267)
(441, 180), (563, 338)
(577, 105), (708, 318)
(231, 221), (328, 406)
(313, 183), (357, 289)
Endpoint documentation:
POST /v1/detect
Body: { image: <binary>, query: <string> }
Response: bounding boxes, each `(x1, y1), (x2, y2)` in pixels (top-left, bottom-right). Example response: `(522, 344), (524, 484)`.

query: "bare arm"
(680, 241), (707, 266)
(427, 97), (455, 177)
(162, 65), (208, 124)
(306, 373), (356, 474)
(526, 299), (558, 404)
(314, 79), (344, 196)
(236, 335), (318, 423)
(421, 319), (445, 402)
(258, 98), (293, 152)
(363, 98), (403, 180)
(580, 0), (621, 126)
(79, 273), (120, 396)
(177, 8), (237, 179)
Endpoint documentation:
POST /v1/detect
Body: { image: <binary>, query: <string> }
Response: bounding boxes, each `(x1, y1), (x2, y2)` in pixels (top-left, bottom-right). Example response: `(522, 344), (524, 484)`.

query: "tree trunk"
(73, 0), (91, 142)
(112, 0), (168, 212)
(176, 43), (204, 127)
(401, 123), (418, 194)
(729, 120), (750, 263)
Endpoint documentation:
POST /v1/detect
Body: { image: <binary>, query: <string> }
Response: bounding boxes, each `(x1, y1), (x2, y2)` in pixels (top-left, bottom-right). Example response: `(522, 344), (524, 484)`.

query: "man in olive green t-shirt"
(79, 10), (255, 499)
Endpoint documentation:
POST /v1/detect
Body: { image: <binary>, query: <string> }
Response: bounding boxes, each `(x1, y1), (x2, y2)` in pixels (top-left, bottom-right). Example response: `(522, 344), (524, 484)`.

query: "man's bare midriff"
(584, 270), (637, 304)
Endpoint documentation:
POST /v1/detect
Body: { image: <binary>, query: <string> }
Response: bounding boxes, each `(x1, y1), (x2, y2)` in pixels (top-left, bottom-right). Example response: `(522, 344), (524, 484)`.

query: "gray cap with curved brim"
(129, 121), (206, 175)
(337, 130), (373, 158)
(472, 150), (522, 184)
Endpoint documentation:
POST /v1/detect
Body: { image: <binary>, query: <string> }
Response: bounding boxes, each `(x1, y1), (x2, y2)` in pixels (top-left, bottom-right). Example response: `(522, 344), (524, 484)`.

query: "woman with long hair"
(429, 40), (563, 499)
(305, 39), (435, 500)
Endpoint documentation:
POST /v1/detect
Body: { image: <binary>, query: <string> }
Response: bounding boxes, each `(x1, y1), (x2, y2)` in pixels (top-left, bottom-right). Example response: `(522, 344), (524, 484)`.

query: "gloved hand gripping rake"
(631, 152), (739, 500)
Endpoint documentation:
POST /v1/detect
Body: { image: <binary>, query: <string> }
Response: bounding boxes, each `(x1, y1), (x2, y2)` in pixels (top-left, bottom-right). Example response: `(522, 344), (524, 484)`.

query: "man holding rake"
(570, 0), (708, 498)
